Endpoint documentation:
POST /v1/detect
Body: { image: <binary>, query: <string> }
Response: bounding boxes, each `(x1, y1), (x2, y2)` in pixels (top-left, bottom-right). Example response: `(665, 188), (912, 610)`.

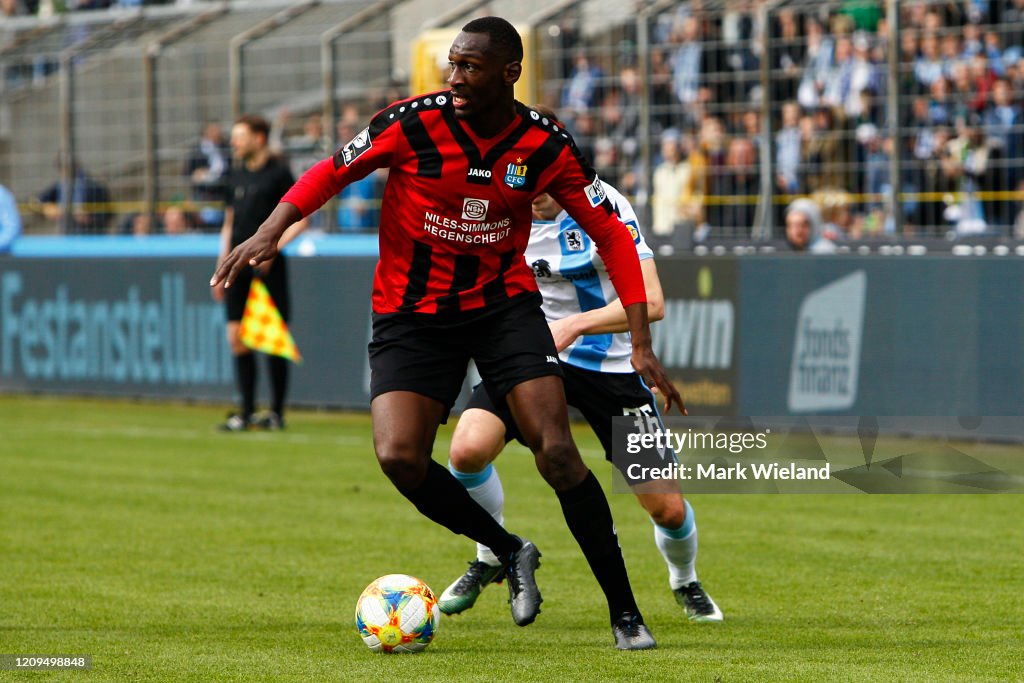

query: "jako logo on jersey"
(563, 229), (585, 252)
(531, 259), (552, 278)
(467, 168), (492, 181)
(545, 355), (558, 364)
(462, 198), (489, 221)
(584, 177), (606, 207)
(504, 161), (527, 188)
(341, 127), (372, 166)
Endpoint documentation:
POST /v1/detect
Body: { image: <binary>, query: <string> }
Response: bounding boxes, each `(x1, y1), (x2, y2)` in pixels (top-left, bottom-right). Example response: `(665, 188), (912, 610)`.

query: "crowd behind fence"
(3, 0), (1024, 249)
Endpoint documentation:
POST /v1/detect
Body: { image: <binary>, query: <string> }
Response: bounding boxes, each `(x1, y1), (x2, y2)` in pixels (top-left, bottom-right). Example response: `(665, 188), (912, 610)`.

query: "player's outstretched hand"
(631, 344), (687, 415)
(210, 230), (278, 289)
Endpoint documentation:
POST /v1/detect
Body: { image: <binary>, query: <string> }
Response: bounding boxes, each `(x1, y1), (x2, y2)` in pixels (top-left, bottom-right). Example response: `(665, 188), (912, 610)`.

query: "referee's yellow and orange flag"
(239, 278), (302, 364)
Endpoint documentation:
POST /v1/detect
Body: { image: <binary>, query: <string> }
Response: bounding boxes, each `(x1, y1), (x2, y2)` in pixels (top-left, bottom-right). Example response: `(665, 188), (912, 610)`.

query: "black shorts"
(225, 255), (290, 323)
(465, 361), (673, 478)
(368, 293), (562, 421)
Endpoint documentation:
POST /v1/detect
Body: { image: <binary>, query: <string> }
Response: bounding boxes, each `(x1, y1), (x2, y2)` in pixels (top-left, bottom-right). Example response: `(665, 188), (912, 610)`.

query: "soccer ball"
(355, 574), (440, 653)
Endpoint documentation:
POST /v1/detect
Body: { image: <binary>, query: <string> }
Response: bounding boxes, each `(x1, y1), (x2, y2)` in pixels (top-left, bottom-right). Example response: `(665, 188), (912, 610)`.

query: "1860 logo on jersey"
(462, 198), (489, 221)
(563, 229), (585, 252)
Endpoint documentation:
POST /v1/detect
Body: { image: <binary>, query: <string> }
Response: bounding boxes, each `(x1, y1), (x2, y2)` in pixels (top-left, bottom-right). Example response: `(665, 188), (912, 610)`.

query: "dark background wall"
(3, 255), (1022, 437)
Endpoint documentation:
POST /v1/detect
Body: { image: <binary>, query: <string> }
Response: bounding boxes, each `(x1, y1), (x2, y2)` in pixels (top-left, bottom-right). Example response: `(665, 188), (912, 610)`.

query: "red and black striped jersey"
(281, 91), (645, 317)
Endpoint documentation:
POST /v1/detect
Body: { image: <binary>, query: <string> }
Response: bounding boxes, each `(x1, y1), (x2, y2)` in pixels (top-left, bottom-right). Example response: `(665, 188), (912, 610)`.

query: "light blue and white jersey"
(524, 183), (652, 374)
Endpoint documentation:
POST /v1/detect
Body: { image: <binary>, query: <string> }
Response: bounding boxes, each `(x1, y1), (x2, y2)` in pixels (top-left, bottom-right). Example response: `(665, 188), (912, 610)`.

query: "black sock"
(556, 470), (639, 622)
(400, 460), (521, 559)
(268, 355), (288, 416)
(235, 353), (256, 418)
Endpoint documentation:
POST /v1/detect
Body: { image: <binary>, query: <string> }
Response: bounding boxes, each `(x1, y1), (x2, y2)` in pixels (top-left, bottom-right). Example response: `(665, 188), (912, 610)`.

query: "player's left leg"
(440, 403), (510, 615)
(563, 364), (723, 623)
(472, 295), (654, 649)
(634, 492), (723, 622)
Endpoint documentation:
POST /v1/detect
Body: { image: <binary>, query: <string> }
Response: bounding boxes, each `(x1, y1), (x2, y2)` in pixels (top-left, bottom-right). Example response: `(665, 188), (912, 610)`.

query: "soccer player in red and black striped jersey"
(211, 16), (684, 649)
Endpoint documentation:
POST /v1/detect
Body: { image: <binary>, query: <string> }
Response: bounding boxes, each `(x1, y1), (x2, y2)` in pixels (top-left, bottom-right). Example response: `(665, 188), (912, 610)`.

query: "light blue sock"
(652, 500), (698, 588)
(449, 461), (504, 566)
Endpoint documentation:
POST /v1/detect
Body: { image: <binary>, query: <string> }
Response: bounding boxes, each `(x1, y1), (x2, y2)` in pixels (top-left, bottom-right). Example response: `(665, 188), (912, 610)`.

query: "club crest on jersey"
(462, 198), (489, 221)
(584, 177), (607, 207)
(563, 229), (585, 252)
(504, 161), (528, 188)
(340, 127), (372, 167)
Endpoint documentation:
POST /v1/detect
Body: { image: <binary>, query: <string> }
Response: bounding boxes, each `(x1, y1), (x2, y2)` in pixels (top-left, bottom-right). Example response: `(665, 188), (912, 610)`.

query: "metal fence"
(1, 0), (401, 235)
(3, 0), (1024, 245)
(532, 0), (1024, 247)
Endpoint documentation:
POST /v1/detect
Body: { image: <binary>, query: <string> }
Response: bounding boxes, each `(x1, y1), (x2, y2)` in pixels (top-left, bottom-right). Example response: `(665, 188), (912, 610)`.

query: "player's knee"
(448, 437), (491, 474)
(375, 439), (428, 490)
(648, 495), (686, 528)
(532, 435), (585, 489)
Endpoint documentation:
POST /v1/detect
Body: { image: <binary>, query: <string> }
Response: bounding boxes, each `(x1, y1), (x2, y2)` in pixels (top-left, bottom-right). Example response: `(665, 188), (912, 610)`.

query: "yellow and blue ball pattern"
(355, 574), (439, 653)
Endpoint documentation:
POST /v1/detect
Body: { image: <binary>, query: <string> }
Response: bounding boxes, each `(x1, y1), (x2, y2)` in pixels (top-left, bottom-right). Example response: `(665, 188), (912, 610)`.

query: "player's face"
(230, 123), (263, 161)
(531, 193), (561, 221)
(447, 32), (519, 121)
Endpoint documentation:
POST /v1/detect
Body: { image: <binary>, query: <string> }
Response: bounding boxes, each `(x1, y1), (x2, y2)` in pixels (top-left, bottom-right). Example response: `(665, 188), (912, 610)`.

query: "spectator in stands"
(561, 49), (605, 116)
(271, 109), (329, 179)
(184, 122), (230, 231)
(651, 129), (695, 243)
(784, 197), (836, 253)
(2, 0), (29, 17)
(914, 32), (945, 89)
(797, 16), (835, 109)
(35, 155), (111, 234)
(978, 78), (1022, 230)
(118, 212), (154, 236)
(605, 65), (642, 160)
(162, 204), (197, 235)
(707, 136), (759, 237)
(968, 52), (998, 113)
(669, 15), (704, 107)
(591, 136), (621, 189)
(770, 7), (805, 103)
(944, 125), (990, 234)
(775, 101), (802, 227)
(648, 49), (677, 133)
(845, 32), (883, 118)
(0, 182), (22, 253)
(804, 106), (848, 193)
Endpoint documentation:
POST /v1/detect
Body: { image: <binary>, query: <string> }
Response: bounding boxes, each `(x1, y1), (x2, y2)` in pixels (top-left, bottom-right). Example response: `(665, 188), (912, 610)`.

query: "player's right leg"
(634, 492), (723, 622)
(439, 405), (510, 615)
(368, 313), (541, 626)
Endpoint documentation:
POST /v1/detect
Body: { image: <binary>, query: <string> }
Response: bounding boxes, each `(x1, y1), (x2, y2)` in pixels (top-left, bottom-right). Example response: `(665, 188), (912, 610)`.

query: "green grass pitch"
(2, 396), (1022, 682)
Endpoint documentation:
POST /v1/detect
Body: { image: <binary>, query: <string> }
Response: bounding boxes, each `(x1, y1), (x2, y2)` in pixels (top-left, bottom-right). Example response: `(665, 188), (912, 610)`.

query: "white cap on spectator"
(786, 198), (822, 233)
(856, 123), (879, 144)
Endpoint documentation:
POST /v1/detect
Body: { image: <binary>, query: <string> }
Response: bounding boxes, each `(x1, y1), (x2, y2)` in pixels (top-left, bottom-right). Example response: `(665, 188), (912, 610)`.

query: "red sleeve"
(281, 158), (342, 217)
(543, 148), (646, 307)
(280, 106), (401, 218)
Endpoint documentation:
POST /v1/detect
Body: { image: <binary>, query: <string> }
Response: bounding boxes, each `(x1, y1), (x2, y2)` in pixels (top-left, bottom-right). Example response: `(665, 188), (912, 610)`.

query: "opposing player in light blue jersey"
(439, 169), (722, 633)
